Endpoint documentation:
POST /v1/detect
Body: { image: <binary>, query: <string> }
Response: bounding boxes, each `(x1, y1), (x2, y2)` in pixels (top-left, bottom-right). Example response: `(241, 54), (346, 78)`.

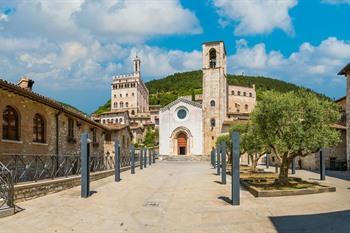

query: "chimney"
(252, 84), (256, 90)
(18, 77), (34, 91)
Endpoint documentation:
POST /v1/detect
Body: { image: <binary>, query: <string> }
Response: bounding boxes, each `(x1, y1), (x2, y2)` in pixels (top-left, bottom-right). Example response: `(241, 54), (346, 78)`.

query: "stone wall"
(227, 85), (256, 114)
(0, 88), (106, 158)
(14, 166), (133, 203)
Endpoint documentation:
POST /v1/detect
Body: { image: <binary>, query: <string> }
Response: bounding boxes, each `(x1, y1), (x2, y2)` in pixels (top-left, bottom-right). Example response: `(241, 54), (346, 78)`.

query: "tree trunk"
(277, 159), (290, 186)
(249, 155), (257, 172)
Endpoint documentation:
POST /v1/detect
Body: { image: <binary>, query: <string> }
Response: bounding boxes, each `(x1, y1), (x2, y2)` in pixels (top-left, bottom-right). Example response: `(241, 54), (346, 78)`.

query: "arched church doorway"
(177, 132), (187, 155)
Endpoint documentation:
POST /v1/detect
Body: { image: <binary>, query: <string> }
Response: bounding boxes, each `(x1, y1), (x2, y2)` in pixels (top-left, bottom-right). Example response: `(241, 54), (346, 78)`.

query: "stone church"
(159, 41), (256, 156)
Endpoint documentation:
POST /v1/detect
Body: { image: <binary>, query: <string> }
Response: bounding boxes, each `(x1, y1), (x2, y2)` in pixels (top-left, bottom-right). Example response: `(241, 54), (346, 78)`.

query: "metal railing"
(0, 154), (117, 184)
(0, 161), (14, 211)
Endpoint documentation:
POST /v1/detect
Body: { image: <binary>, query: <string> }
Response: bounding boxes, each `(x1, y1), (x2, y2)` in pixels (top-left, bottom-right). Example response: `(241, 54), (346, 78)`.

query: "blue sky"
(0, 0), (350, 113)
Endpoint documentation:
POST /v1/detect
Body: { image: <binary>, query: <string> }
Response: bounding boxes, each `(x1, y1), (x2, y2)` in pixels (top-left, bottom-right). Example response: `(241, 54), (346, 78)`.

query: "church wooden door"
(177, 133), (187, 155)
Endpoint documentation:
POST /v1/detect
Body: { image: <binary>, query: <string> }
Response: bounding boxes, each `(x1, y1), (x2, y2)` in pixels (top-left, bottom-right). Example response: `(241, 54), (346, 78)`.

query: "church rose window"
(177, 109), (187, 120)
(210, 100), (215, 107)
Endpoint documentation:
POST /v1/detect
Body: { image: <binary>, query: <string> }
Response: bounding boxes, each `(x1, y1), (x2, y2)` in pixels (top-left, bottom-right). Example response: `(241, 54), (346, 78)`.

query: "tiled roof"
(338, 63), (350, 75)
(0, 79), (109, 131)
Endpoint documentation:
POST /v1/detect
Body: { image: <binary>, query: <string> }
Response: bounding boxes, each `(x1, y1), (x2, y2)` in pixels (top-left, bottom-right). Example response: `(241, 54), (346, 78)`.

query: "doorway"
(177, 132), (187, 155)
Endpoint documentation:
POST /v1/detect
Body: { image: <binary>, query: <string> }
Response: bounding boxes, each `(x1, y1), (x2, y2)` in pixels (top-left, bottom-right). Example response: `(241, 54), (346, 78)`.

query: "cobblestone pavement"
(1, 161), (350, 233)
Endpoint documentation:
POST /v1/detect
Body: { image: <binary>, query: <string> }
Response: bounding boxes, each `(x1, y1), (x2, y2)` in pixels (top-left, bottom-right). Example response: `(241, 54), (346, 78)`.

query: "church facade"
(159, 41), (256, 156)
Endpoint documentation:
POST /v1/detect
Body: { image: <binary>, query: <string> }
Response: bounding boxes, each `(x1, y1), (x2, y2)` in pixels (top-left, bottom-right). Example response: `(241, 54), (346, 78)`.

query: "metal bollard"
(291, 158), (296, 175)
(266, 154), (269, 169)
(140, 147), (143, 170)
(144, 148), (147, 168)
(115, 140), (121, 182)
(216, 146), (220, 175)
(320, 150), (325, 180)
(153, 150), (156, 163)
(210, 149), (215, 168)
(231, 131), (240, 206)
(81, 133), (90, 198)
(149, 148), (152, 166)
(221, 141), (226, 184)
(131, 144), (135, 174)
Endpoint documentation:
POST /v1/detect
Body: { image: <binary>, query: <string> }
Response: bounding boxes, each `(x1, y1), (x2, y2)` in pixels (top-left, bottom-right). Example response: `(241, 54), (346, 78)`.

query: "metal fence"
(0, 161), (14, 211)
(0, 149), (146, 185)
(0, 154), (116, 184)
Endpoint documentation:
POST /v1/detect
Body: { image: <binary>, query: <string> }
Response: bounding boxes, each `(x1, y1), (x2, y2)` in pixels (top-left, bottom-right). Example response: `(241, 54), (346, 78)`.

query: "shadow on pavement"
(217, 196), (232, 205)
(270, 209), (350, 233)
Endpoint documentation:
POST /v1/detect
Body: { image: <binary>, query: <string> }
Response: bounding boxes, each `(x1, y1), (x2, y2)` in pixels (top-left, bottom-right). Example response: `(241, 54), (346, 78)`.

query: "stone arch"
(170, 126), (193, 156)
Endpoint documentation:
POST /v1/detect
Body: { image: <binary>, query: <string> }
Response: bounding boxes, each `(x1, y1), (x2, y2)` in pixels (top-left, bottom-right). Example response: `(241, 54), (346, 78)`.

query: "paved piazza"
(1, 161), (350, 233)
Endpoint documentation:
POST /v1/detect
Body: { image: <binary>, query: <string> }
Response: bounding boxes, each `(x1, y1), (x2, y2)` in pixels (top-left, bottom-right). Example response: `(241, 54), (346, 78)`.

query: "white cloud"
(122, 46), (202, 78)
(229, 37), (350, 88)
(213, 0), (297, 36)
(74, 0), (202, 42)
(1, 0), (201, 44)
(0, 12), (8, 21)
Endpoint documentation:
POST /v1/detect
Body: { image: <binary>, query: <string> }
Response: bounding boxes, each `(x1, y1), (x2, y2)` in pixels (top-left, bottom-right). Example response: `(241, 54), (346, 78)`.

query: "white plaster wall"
(159, 100), (203, 155)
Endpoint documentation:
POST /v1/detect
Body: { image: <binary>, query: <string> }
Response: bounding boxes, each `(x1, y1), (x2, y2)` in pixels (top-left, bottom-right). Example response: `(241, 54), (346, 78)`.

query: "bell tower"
(202, 41), (227, 156)
(133, 56), (141, 75)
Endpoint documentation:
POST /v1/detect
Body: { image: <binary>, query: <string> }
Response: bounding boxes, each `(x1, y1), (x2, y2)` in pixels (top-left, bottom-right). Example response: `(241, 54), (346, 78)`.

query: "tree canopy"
(250, 90), (341, 185)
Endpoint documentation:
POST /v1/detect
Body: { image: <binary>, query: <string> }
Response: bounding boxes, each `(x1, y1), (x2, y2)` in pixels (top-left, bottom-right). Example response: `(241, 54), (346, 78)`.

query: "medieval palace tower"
(111, 56), (149, 116)
(202, 41), (227, 155)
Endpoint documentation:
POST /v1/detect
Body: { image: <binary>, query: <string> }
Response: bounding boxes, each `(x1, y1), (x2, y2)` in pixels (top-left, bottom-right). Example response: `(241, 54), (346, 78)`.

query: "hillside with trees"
(93, 70), (329, 114)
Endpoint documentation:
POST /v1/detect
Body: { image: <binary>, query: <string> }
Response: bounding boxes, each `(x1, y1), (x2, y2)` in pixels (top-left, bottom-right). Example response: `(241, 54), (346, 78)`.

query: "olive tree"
(251, 91), (341, 185)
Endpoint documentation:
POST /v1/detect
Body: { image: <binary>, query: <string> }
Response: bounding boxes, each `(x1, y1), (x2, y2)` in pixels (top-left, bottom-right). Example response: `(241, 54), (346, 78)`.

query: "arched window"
(131, 110), (135, 115)
(210, 118), (216, 127)
(33, 114), (45, 143)
(209, 49), (217, 68)
(210, 100), (215, 107)
(231, 90), (235, 95)
(120, 102), (124, 108)
(114, 102), (117, 108)
(237, 91), (241, 96)
(249, 92), (252, 97)
(245, 104), (249, 110)
(243, 92), (246, 96)
(2, 106), (19, 140)
(126, 102), (129, 107)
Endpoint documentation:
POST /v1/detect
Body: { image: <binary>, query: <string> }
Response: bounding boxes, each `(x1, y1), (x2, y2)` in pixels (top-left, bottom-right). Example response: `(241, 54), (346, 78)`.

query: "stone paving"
(1, 161), (350, 233)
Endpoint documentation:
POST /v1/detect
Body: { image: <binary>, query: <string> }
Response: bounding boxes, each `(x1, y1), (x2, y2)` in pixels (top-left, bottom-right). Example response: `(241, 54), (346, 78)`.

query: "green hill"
(93, 70), (329, 114)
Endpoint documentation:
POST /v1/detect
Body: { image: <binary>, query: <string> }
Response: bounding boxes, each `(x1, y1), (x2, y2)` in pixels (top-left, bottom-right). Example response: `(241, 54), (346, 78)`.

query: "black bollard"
(291, 158), (296, 174)
(216, 146), (221, 175)
(211, 149), (215, 168)
(320, 150), (325, 180)
(144, 148), (147, 168)
(149, 149), (152, 166)
(131, 144), (135, 174)
(153, 150), (156, 163)
(266, 154), (269, 169)
(213, 149), (216, 169)
(221, 141), (226, 185)
(115, 140), (121, 182)
(81, 133), (90, 198)
(140, 147), (143, 170)
(231, 131), (240, 206)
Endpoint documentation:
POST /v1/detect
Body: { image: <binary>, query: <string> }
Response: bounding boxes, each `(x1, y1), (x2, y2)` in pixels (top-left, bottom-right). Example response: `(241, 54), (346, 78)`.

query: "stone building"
(104, 124), (133, 158)
(0, 78), (108, 158)
(94, 56), (160, 144)
(111, 56), (149, 116)
(338, 63), (350, 170)
(159, 41), (256, 156)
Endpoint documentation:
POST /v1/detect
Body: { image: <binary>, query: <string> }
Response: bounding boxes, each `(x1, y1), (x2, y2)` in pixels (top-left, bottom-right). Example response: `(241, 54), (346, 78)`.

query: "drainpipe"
(55, 110), (62, 171)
